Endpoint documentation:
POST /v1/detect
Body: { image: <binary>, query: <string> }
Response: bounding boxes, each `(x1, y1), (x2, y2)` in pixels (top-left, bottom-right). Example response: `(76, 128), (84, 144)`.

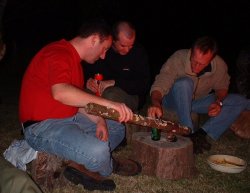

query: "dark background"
(1, 0), (250, 90)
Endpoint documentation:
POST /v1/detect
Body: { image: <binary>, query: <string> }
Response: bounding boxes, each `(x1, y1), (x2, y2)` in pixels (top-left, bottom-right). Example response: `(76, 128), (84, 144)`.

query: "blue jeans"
(24, 113), (125, 176)
(162, 77), (249, 140)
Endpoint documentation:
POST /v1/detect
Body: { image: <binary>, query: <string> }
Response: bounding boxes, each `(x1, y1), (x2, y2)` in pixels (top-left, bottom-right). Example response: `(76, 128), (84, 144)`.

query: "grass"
(0, 71), (249, 193)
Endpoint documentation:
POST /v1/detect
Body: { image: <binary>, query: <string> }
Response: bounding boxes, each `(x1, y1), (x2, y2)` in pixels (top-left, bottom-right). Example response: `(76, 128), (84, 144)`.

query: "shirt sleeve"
(47, 50), (73, 86)
(213, 56), (230, 91)
(150, 51), (184, 96)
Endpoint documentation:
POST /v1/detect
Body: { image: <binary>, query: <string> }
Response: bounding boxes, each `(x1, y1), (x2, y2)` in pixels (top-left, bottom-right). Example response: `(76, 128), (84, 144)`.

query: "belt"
(23, 121), (40, 129)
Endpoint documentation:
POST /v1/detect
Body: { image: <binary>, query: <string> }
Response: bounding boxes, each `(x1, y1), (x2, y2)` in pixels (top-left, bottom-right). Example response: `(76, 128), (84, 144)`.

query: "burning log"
(85, 103), (191, 141)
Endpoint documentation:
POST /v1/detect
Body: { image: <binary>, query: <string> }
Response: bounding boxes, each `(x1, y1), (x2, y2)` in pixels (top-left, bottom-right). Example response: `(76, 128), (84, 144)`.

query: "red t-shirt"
(19, 39), (83, 122)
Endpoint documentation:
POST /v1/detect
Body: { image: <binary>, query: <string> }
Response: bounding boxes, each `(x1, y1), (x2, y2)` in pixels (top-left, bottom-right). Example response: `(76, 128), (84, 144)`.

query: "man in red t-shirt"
(19, 20), (140, 191)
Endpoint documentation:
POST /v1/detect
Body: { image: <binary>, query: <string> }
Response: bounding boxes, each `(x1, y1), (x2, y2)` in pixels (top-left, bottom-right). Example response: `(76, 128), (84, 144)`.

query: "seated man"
(148, 36), (250, 154)
(85, 20), (150, 112)
(19, 19), (140, 191)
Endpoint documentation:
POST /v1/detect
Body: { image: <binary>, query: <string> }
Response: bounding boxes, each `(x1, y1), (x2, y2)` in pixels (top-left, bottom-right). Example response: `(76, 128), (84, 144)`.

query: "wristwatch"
(216, 100), (223, 107)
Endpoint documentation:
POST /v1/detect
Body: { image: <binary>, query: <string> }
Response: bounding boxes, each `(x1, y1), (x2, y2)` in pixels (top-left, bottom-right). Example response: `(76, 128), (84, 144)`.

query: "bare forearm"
(208, 89), (228, 117)
(151, 90), (163, 107)
(148, 90), (163, 118)
(215, 89), (228, 102)
(51, 83), (133, 122)
(52, 83), (115, 108)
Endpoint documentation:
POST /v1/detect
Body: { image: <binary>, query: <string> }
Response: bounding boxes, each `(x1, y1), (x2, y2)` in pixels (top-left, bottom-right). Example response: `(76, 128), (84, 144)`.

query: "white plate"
(207, 155), (247, 173)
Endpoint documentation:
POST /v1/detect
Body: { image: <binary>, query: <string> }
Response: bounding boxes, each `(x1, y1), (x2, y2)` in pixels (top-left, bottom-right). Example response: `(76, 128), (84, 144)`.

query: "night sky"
(2, 0), (250, 84)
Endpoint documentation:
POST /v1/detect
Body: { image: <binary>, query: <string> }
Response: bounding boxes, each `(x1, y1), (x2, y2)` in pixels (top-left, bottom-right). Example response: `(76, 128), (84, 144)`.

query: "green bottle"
(151, 128), (160, 141)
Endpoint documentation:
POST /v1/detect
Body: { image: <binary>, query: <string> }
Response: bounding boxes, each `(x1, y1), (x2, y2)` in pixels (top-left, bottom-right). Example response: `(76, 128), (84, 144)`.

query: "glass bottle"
(151, 128), (161, 141)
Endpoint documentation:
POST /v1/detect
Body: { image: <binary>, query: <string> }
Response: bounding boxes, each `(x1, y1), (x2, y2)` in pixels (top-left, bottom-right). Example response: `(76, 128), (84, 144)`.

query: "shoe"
(114, 138), (127, 152)
(113, 157), (142, 176)
(63, 162), (116, 191)
(31, 152), (64, 190)
(189, 129), (211, 154)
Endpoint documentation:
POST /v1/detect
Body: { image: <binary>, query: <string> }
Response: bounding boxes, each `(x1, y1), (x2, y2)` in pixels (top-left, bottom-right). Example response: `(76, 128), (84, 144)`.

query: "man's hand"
(148, 90), (163, 118)
(110, 102), (133, 123)
(86, 78), (115, 95)
(147, 105), (163, 118)
(208, 89), (227, 117)
(78, 107), (109, 141)
(208, 102), (222, 117)
(96, 119), (109, 141)
(86, 78), (98, 93)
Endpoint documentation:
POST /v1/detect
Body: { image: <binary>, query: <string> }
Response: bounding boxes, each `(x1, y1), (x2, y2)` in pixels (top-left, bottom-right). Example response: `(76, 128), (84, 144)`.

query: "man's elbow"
(51, 84), (65, 101)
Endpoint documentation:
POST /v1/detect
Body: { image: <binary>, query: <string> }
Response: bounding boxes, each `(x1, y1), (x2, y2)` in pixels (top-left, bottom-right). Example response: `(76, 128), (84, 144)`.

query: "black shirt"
(84, 42), (150, 107)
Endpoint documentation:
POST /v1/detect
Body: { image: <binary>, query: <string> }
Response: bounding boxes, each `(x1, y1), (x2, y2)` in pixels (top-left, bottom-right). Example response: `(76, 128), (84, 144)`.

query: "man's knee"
(225, 93), (248, 106)
(173, 77), (194, 90)
(84, 143), (110, 166)
(102, 86), (124, 101)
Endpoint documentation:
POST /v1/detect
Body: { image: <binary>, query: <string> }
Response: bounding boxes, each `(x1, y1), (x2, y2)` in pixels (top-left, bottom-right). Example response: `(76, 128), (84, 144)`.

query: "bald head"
(112, 21), (136, 41)
(112, 21), (136, 55)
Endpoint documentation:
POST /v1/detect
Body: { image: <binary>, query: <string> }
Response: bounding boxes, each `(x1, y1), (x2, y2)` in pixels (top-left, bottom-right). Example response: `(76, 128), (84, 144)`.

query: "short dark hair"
(77, 19), (111, 42)
(191, 36), (218, 56)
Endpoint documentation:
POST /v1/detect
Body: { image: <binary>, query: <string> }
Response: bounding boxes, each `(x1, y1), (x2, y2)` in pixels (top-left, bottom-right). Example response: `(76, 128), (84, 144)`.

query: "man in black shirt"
(84, 21), (150, 112)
